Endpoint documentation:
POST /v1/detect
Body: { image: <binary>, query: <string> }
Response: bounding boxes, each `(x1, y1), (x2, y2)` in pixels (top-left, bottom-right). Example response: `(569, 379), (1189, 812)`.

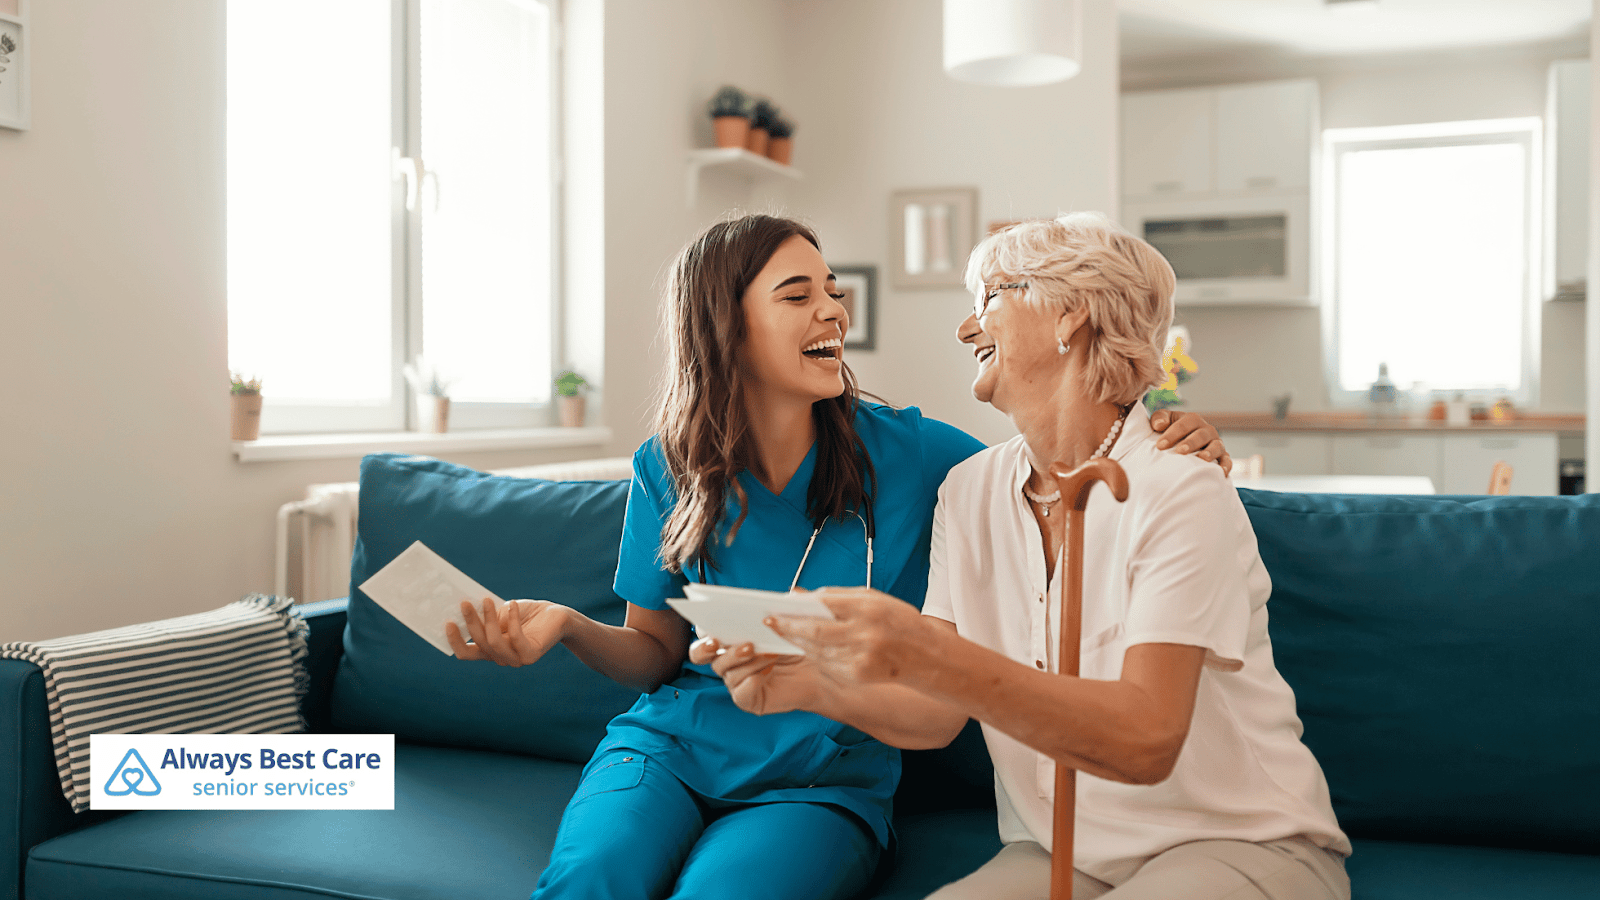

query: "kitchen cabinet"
(1121, 79), (1316, 201)
(1122, 88), (1214, 198)
(1215, 80), (1316, 193)
(1546, 59), (1588, 302)
(1218, 428), (1560, 495)
(1219, 431), (1331, 475)
(1331, 435), (1442, 482)
(1439, 433), (1559, 495)
(1121, 80), (1317, 307)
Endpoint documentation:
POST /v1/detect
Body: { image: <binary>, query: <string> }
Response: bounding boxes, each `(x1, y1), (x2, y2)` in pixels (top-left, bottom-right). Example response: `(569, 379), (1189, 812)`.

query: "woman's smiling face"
(956, 281), (1060, 413)
(738, 235), (851, 406)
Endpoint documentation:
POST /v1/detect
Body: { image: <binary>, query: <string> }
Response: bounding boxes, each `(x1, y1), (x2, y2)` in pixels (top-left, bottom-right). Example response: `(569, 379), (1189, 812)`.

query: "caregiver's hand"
(766, 587), (934, 686)
(1149, 409), (1233, 476)
(691, 637), (826, 716)
(446, 598), (569, 666)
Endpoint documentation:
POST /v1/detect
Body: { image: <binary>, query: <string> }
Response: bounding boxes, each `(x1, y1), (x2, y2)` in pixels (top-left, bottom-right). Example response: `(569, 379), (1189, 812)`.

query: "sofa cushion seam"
(25, 854), (396, 900)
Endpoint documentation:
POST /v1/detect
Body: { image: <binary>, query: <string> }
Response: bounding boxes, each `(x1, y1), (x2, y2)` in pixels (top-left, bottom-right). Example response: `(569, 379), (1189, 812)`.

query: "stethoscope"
(696, 506), (875, 589)
(789, 509), (874, 590)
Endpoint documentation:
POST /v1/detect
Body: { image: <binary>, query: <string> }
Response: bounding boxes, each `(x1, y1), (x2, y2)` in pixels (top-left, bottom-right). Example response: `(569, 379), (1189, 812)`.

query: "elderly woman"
(700, 213), (1351, 900)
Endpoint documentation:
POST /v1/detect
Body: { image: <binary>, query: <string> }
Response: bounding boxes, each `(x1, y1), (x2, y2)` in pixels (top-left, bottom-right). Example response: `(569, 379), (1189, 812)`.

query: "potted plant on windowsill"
(230, 373), (263, 441)
(404, 357), (453, 434)
(707, 85), (752, 150)
(554, 370), (588, 427)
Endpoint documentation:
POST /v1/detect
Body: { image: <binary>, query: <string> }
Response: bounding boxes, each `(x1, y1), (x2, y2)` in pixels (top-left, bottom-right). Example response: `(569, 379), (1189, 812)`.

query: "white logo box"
(90, 734), (395, 810)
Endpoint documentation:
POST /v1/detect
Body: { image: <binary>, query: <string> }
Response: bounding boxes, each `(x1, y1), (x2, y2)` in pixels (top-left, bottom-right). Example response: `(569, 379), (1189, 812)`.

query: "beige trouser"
(926, 837), (1349, 900)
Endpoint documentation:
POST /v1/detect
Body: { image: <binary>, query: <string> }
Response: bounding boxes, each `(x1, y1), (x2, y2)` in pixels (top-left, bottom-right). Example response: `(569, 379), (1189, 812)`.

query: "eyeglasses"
(975, 282), (1027, 319)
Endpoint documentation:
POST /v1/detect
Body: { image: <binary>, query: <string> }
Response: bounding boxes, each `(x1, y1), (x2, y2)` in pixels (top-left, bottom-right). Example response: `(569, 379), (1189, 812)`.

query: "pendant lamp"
(943, 0), (1082, 87)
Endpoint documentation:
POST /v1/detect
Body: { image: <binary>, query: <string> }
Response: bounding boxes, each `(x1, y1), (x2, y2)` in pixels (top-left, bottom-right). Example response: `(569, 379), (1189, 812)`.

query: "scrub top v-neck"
(608, 403), (984, 847)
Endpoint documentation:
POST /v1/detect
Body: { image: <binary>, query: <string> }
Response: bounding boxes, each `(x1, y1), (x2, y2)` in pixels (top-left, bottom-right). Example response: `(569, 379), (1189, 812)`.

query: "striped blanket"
(0, 594), (309, 812)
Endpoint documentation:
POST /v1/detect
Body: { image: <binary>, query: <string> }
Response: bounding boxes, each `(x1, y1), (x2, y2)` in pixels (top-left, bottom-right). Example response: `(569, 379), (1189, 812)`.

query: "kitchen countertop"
(1197, 412), (1586, 435)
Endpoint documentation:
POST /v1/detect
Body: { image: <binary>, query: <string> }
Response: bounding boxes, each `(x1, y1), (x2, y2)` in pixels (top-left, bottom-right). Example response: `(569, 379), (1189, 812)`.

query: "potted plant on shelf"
(403, 356), (453, 434)
(554, 370), (588, 427)
(707, 85), (751, 149)
(230, 373), (263, 441)
(766, 117), (795, 165)
(746, 98), (778, 156)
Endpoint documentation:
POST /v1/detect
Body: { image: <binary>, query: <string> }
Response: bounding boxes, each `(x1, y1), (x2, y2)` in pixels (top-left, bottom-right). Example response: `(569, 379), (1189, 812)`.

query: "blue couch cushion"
(1343, 838), (1600, 900)
(1239, 490), (1600, 851)
(331, 453), (640, 763)
(25, 743), (580, 900)
(864, 809), (1001, 900)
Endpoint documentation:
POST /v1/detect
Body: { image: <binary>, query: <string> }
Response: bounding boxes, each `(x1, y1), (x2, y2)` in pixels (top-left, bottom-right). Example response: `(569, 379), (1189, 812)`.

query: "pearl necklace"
(1023, 406), (1131, 517)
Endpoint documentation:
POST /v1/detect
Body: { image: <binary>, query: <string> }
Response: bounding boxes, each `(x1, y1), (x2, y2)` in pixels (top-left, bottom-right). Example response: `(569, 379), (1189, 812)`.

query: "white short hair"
(964, 212), (1176, 405)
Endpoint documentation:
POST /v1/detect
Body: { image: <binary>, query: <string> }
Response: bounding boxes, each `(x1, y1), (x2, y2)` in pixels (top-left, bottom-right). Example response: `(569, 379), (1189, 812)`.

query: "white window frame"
(231, 0), (564, 435)
(1320, 118), (1542, 409)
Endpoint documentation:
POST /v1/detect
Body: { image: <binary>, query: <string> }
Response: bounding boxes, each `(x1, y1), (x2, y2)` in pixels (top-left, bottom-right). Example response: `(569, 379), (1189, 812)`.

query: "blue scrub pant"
(531, 749), (880, 900)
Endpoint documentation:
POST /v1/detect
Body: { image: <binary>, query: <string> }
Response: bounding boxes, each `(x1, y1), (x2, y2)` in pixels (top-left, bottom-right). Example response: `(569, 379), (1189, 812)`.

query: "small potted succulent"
(765, 117), (796, 165)
(745, 98), (778, 156)
(230, 373), (263, 441)
(707, 85), (752, 150)
(403, 356), (453, 433)
(554, 369), (588, 427)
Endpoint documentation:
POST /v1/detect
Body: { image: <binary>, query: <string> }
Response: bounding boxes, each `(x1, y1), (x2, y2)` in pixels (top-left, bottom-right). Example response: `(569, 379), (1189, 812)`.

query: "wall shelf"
(685, 148), (801, 205)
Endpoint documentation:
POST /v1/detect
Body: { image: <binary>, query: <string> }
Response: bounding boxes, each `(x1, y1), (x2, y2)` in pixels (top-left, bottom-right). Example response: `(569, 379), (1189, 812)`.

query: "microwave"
(1122, 193), (1312, 305)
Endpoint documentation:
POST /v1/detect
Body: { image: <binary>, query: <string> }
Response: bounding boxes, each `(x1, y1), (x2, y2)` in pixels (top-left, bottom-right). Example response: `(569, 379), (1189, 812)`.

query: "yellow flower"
(1168, 336), (1198, 375)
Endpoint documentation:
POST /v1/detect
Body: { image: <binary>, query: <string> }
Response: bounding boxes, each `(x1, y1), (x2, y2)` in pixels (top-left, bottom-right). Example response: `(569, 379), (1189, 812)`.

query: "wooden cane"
(1047, 457), (1129, 900)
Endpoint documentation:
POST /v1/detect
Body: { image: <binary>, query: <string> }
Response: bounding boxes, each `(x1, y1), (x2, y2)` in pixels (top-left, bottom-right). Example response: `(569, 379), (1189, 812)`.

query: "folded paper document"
(358, 541), (504, 655)
(667, 584), (835, 656)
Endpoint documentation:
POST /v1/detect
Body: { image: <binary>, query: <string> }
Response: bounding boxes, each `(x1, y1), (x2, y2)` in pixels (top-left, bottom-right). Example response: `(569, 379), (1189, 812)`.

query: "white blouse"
(922, 404), (1350, 884)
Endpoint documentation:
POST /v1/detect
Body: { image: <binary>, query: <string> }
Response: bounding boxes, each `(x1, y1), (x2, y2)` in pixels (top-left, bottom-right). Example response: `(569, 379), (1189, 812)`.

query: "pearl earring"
(1058, 339), (1069, 355)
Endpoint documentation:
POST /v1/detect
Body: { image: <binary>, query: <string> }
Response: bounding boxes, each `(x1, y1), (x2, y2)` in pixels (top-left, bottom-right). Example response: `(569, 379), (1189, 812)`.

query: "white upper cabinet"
(1214, 80), (1317, 193)
(1122, 79), (1316, 201)
(1122, 88), (1215, 197)
(1545, 59), (1588, 302)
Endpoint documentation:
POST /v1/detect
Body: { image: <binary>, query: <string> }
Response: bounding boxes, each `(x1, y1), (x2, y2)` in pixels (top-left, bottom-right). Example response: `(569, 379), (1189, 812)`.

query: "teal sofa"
(4, 453), (1598, 899)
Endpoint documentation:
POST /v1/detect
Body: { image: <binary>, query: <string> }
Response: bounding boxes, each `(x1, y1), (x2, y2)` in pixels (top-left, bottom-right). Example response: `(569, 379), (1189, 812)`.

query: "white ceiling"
(1120, 0), (1592, 62)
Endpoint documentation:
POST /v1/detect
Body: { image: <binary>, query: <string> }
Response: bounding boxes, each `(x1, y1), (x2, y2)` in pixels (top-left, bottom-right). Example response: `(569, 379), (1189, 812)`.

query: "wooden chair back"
(1487, 461), (1513, 495)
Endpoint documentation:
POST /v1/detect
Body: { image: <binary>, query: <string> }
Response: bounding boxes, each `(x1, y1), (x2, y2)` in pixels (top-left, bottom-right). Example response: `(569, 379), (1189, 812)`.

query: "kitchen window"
(1322, 119), (1540, 407)
(226, 0), (560, 434)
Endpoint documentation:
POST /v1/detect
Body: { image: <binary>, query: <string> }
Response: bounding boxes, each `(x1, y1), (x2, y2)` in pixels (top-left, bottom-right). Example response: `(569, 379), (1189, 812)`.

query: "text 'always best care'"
(160, 747), (383, 776)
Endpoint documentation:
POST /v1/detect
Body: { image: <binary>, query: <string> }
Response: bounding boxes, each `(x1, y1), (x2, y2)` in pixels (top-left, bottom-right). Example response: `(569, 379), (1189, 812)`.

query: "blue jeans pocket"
(572, 751), (645, 804)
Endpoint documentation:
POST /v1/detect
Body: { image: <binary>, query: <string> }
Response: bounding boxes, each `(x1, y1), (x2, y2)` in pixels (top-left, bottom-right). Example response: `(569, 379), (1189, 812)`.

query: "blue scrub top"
(607, 403), (984, 847)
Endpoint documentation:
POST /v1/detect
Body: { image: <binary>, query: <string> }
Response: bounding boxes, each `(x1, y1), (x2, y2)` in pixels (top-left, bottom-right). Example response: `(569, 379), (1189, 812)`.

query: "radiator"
(274, 456), (634, 604)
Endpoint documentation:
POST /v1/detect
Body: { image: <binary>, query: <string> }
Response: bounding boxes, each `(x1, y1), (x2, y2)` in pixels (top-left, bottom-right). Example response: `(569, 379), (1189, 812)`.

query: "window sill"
(233, 426), (614, 463)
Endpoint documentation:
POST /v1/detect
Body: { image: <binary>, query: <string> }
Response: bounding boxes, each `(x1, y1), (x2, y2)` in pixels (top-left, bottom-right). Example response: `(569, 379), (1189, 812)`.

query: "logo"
(103, 748), (161, 796)
(91, 734), (393, 810)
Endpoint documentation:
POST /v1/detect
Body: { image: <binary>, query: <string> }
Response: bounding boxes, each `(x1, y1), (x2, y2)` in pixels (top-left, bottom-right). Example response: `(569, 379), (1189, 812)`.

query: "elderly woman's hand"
(691, 637), (828, 716)
(1149, 409), (1233, 476)
(766, 587), (934, 687)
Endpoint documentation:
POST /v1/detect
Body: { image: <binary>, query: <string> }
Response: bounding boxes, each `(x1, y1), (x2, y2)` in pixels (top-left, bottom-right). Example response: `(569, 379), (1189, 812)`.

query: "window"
(227, 0), (558, 434)
(1322, 119), (1540, 406)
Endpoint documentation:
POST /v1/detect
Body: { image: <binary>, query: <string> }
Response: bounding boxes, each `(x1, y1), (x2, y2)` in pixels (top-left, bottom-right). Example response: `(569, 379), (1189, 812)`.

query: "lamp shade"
(944, 0), (1081, 87)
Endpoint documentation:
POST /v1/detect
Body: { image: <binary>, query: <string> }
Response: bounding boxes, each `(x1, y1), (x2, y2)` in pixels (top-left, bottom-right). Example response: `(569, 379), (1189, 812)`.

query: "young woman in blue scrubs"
(447, 215), (1229, 900)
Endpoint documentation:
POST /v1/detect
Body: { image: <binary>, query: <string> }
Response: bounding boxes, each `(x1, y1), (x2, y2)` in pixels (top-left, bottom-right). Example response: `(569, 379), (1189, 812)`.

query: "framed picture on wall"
(0, 0), (29, 132)
(889, 187), (978, 289)
(833, 264), (877, 352)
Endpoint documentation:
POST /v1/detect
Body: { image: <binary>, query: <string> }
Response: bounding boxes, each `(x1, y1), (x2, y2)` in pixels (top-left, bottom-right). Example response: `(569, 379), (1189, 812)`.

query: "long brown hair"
(653, 214), (876, 574)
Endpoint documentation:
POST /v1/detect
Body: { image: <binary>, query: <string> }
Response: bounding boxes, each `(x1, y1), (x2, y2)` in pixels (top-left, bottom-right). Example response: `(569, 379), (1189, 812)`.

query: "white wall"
(1133, 48), (1589, 417)
(1589, 1), (1600, 488)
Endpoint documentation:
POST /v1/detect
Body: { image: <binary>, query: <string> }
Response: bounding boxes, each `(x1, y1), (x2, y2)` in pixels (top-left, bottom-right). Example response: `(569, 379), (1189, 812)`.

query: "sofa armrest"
(1, 659), (83, 900)
(295, 597), (349, 734)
